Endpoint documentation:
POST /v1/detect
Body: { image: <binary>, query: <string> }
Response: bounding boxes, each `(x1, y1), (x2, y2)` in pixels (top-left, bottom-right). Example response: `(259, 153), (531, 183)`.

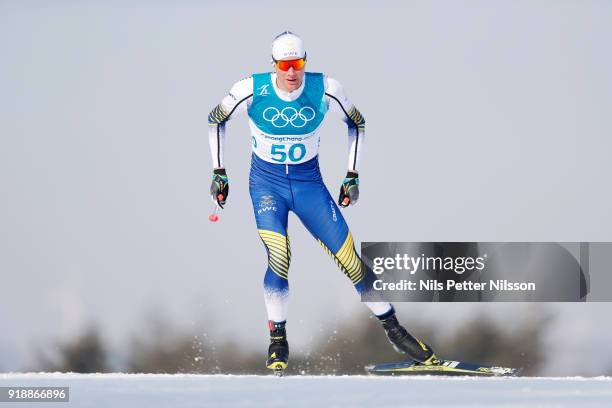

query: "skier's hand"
(210, 168), (229, 208)
(338, 171), (359, 207)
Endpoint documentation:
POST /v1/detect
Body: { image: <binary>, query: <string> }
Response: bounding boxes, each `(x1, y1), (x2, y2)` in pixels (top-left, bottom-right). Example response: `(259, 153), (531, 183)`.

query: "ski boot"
(381, 314), (438, 365)
(266, 321), (289, 376)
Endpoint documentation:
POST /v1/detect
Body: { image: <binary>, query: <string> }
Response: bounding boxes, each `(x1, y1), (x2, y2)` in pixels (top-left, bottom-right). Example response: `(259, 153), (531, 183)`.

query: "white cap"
(271, 31), (306, 61)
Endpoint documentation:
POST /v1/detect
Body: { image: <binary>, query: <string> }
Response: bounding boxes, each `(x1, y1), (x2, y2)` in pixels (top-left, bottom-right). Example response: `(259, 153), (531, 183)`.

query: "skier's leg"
(250, 189), (291, 324)
(249, 186), (291, 371)
(293, 180), (437, 364)
(291, 180), (392, 316)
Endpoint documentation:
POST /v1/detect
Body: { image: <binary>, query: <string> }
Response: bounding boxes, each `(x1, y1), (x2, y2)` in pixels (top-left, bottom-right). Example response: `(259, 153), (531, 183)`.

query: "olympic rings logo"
(262, 107), (316, 128)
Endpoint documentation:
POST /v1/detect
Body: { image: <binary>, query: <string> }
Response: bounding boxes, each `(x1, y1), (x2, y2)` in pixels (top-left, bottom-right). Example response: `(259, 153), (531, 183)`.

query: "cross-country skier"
(208, 31), (437, 374)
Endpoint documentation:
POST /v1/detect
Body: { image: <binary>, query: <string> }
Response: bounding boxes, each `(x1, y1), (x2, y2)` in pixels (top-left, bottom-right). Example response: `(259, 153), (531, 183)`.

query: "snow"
(1, 373), (612, 408)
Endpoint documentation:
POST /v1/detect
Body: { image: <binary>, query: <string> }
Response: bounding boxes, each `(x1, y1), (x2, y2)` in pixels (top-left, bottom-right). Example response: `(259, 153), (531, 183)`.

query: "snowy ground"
(1, 373), (612, 408)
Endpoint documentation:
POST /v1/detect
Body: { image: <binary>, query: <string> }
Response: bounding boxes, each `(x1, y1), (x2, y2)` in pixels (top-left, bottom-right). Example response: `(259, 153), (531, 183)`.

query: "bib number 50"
(271, 143), (306, 163)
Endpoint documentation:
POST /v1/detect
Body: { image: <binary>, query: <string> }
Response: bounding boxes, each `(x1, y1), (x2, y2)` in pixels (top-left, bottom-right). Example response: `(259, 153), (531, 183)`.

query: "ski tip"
(267, 361), (287, 377)
(271, 366), (285, 377)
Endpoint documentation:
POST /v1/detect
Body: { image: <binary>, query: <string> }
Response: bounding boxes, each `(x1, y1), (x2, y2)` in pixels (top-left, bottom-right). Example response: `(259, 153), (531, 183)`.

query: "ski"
(365, 359), (521, 377)
(272, 366), (285, 377)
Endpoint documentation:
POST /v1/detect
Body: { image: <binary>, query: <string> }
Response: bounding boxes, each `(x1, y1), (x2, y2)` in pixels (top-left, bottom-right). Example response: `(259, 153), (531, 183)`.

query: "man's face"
(274, 59), (305, 92)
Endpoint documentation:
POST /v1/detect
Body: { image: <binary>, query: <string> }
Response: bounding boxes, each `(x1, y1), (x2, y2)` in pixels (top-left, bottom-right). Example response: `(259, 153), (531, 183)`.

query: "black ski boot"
(266, 321), (289, 376)
(381, 314), (438, 365)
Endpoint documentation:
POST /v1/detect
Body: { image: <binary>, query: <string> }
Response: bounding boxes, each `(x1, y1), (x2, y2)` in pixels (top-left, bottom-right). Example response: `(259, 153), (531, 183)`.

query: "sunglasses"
(274, 58), (306, 71)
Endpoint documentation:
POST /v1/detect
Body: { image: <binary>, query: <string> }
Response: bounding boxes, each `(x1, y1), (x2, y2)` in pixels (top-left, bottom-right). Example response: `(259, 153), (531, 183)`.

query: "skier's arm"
(324, 76), (366, 173)
(207, 77), (253, 206)
(325, 77), (364, 207)
(207, 77), (253, 169)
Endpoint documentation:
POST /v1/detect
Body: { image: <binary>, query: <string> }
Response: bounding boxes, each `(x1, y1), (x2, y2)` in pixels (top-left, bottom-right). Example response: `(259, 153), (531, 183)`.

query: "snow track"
(2, 373), (611, 407)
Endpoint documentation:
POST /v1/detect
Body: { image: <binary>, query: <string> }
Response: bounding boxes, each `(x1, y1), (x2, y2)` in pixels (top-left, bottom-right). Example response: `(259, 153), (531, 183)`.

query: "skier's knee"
(258, 229), (291, 281)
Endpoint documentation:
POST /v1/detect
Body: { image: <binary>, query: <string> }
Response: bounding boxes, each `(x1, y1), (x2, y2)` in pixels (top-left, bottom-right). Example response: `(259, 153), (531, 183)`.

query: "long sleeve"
(324, 77), (366, 172)
(207, 77), (254, 169)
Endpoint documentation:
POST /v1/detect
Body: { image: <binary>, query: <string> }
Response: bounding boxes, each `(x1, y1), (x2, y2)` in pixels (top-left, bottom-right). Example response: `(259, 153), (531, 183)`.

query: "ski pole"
(209, 194), (224, 223)
(209, 204), (220, 222)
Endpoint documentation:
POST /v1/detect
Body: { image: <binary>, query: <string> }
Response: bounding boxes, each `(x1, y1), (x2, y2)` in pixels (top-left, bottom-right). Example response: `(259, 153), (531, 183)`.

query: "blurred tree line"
(34, 309), (550, 376)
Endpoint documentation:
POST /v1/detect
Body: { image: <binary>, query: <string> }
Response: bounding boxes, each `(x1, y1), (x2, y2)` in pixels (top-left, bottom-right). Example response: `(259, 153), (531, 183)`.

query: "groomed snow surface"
(1, 373), (612, 408)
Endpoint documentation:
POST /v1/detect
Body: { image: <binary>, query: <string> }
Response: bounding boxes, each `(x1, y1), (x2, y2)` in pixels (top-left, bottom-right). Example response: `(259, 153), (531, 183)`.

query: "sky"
(1, 0), (612, 374)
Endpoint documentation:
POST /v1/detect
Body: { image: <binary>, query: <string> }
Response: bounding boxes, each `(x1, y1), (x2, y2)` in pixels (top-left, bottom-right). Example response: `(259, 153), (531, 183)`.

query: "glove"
(210, 168), (229, 208)
(338, 171), (359, 207)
